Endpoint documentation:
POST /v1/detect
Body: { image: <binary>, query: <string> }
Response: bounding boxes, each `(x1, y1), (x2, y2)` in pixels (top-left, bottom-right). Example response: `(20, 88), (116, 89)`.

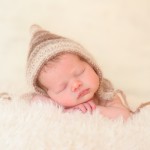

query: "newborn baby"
(26, 24), (132, 120)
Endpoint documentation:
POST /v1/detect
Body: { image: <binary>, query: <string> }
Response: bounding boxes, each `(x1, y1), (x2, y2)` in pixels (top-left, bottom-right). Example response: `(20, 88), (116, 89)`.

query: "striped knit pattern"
(26, 24), (115, 100)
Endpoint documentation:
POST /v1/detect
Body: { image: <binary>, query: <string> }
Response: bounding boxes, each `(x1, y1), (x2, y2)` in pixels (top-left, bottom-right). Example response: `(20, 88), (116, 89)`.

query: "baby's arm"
(97, 94), (132, 120)
(97, 105), (131, 120)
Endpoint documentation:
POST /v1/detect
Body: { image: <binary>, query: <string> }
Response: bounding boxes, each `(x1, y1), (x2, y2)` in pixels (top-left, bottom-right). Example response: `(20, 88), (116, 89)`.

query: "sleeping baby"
(25, 24), (132, 120)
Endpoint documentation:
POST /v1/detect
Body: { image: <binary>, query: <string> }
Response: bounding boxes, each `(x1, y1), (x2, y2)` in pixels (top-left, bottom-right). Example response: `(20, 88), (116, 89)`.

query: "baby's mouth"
(77, 89), (90, 99)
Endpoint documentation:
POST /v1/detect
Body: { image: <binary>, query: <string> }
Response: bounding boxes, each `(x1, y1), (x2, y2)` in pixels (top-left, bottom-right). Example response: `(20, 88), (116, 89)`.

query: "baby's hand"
(73, 99), (96, 113)
(64, 100), (96, 113)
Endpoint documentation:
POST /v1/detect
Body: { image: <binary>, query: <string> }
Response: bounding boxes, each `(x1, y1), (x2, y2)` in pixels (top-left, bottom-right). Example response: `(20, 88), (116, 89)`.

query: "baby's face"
(38, 54), (99, 108)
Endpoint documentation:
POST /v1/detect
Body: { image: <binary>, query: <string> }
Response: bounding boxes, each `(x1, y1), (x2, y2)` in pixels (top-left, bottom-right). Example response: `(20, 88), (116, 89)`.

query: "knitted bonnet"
(26, 24), (115, 100)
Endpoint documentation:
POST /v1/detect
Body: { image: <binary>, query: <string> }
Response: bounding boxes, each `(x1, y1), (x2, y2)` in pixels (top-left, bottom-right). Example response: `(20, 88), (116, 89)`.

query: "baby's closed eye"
(56, 83), (68, 93)
(75, 68), (85, 76)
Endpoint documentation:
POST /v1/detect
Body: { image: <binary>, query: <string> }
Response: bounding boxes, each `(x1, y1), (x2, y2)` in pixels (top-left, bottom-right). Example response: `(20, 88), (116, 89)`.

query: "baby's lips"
(77, 88), (90, 99)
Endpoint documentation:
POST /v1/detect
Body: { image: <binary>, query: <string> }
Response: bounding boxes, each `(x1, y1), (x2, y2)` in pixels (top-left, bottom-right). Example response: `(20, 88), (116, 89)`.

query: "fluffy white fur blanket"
(0, 97), (150, 150)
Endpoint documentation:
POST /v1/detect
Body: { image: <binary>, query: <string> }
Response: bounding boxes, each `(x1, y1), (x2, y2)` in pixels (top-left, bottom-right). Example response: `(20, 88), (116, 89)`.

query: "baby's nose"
(71, 80), (82, 92)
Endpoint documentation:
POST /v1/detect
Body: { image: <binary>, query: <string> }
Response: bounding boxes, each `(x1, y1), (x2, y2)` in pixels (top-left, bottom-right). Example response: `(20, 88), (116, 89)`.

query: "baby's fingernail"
(93, 106), (96, 109)
(82, 110), (87, 113)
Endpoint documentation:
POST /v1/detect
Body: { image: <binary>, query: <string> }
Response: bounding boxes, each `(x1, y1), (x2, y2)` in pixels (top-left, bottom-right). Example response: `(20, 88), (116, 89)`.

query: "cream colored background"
(0, 0), (150, 109)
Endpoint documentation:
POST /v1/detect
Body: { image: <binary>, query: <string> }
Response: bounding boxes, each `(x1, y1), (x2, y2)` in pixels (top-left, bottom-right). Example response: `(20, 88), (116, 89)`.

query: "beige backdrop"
(0, 0), (150, 109)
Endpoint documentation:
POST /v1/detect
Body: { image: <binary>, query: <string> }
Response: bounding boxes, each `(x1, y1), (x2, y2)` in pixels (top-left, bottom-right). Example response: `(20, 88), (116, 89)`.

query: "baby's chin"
(77, 93), (95, 103)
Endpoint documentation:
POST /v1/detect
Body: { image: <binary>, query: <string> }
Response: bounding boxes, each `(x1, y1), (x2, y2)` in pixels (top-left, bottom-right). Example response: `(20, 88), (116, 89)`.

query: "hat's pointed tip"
(30, 24), (42, 35)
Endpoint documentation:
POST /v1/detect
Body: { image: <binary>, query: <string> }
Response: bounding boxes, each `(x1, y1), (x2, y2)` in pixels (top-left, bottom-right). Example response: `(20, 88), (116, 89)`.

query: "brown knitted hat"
(26, 24), (114, 100)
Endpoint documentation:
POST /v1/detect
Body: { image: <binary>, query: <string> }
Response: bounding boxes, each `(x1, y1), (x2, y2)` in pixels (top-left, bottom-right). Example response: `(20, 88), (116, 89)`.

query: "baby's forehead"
(41, 53), (82, 72)
(47, 53), (82, 64)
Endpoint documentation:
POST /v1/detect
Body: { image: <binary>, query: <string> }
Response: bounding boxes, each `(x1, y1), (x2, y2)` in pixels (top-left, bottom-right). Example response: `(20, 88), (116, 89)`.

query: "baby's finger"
(84, 103), (92, 113)
(88, 100), (96, 110)
(75, 104), (87, 113)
